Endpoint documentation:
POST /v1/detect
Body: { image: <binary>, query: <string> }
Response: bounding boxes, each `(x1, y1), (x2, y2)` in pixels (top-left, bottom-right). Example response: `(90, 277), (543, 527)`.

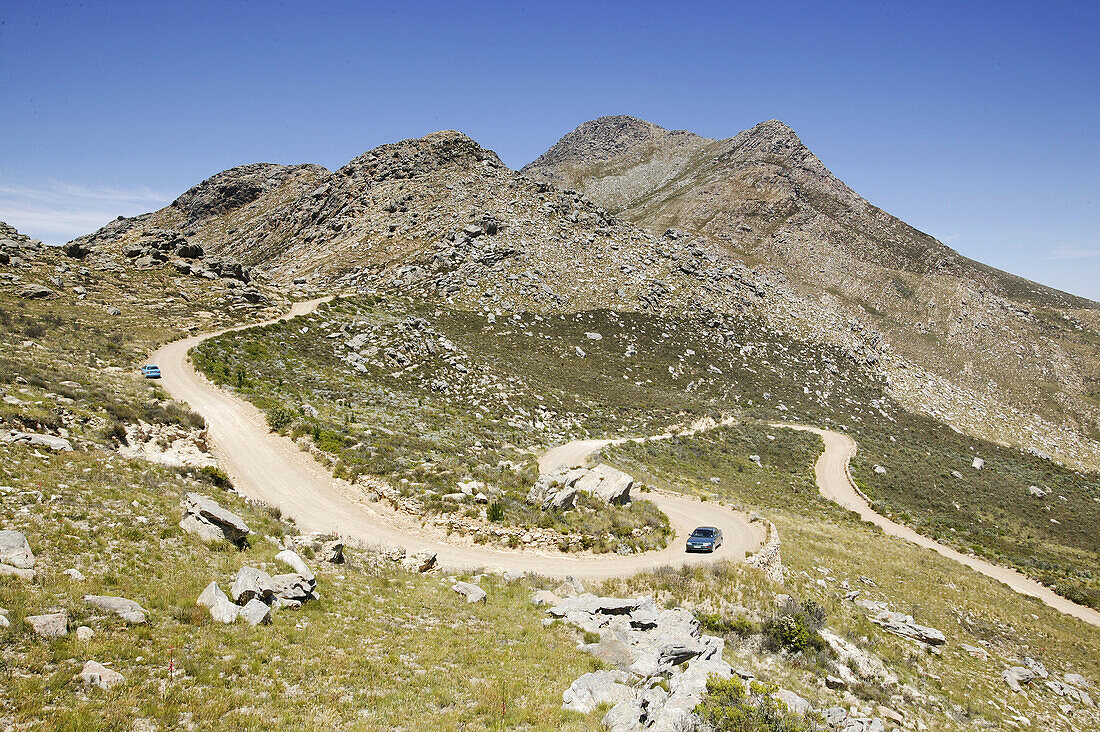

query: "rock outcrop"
(178, 493), (251, 546)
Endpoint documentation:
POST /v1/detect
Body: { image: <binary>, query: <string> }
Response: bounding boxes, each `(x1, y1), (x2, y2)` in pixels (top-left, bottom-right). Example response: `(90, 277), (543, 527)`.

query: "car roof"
(691, 526), (718, 533)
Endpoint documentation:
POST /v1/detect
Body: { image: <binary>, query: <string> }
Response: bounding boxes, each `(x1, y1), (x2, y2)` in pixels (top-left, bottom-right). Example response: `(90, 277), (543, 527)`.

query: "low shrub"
(695, 676), (811, 731)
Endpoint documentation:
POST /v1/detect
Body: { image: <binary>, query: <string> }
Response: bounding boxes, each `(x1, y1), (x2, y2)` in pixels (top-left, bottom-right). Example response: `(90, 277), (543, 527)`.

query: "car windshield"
(691, 528), (715, 537)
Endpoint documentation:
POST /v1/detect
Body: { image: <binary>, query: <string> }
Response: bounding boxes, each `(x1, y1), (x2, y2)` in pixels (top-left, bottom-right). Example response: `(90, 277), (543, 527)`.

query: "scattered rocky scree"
(536, 587), (907, 732)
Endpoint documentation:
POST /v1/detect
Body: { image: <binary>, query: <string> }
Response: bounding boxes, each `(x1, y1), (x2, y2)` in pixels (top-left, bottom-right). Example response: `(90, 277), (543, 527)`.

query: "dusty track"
(778, 425), (1100, 628)
(152, 298), (764, 578)
(153, 299), (1100, 625)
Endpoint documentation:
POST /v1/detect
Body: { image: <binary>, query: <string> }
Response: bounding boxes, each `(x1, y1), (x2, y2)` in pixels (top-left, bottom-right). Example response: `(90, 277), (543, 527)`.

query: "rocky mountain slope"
(522, 116), (1100, 468)
(3, 219), (1099, 731)
(68, 125), (1100, 469)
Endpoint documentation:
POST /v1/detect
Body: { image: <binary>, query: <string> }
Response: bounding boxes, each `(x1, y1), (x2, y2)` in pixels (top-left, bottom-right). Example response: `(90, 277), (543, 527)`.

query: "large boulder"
(84, 595), (147, 624)
(25, 612), (68, 639)
(854, 599), (945, 645)
(2, 431), (73, 451)
(16, 284), (57, 300)
(562, 670), (635, 714)
(197, 581), (240, 623)
(526, 467), (587, 510)
(1003, 666), (1037, 693)
(231, 566), (276, 605)
(272, 574), (316, 604)
(574, 464), (633, 505)
(179, 493), (251, 546)
(275, 550), (314, 583)
(452, 581), (487, 603)
(400, 549), (437, 573)
(0, 529), (35, 569)
(79, 661), (125, 690)
(238, 598), (272, 626)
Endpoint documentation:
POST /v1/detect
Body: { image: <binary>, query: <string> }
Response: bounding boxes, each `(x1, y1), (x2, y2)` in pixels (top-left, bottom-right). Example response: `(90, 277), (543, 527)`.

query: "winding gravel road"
(152, 298), (764, 578)
(778, 425), (1100, 628)
(153, 299), (1100, 626)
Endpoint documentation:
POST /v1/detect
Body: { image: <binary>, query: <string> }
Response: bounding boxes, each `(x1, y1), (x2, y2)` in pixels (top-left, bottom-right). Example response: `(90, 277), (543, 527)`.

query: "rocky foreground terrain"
(1, 111), (1098, 731)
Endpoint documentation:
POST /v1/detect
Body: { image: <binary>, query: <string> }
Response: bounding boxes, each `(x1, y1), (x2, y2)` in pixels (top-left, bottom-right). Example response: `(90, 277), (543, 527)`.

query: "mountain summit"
(522, 116), (1100, 463)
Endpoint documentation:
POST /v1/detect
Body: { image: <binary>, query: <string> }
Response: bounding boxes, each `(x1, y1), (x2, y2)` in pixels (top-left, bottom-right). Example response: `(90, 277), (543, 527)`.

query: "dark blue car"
(140, 365), (161, 379)
(685, 526), (723, 553)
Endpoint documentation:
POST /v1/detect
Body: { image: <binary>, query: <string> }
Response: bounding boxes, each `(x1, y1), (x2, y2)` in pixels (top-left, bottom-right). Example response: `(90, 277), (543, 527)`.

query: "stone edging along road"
(154, 299), (1100, 627)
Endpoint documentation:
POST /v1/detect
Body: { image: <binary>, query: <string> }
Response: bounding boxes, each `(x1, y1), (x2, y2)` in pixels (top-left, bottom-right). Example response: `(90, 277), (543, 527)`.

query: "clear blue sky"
(2, 0), (1097, 298)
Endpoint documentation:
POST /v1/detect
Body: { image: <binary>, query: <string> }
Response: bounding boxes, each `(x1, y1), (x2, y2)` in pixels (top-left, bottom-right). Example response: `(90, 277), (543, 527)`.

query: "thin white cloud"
(1046, 245), (1100, 261)
(0, 178), (171, 244)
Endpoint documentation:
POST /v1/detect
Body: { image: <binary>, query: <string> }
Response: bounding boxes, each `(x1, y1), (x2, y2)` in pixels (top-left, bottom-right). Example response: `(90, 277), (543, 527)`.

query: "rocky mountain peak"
(171, 162), (330, 224)
(339, 130), (505, 184)
(521, 115), (698, 180)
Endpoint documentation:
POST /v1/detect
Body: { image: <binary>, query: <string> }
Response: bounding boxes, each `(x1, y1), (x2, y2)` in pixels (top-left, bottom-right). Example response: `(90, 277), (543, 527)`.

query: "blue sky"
(2, 0), (1097, 298)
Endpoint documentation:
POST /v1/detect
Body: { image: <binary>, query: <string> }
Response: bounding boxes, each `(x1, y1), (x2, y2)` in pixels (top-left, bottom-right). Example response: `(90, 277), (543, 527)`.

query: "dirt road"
(153, 299), (1100, 625)
(152, 298), (764, 578)
(779, 425), (1100, 628)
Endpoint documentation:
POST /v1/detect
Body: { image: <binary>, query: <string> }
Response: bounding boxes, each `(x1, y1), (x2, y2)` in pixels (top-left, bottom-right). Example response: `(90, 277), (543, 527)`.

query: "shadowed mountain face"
(70, 123), (1100, 468)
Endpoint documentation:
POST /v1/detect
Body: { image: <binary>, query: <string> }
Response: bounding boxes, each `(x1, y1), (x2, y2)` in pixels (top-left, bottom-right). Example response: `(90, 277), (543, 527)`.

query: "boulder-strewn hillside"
(69, 125), (1100, 468)
(523, 116), (1100, 468)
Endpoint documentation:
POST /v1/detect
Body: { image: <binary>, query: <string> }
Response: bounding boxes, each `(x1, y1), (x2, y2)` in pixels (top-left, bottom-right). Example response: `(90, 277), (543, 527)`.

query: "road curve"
(152, 299), (1100, 625)
(152, 298), (765, 578)
(778, 425), (1100, 629)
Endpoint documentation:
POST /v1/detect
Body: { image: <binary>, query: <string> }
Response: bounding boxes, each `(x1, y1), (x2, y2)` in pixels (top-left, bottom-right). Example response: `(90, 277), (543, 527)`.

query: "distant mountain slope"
(524, 116), (1100, 464)
(69, 125), (1100, 469)
(523, 116), (1093, 309)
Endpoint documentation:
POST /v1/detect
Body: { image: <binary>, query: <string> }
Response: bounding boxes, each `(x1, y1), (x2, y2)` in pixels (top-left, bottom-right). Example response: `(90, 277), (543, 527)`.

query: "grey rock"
(79, 660), (124, 689)
(562, 670), (635, 714)
(275, 549), (314, 582)
(452, 581), (487, 603)
(320, 539), (344, 563)
(197, 580), (227, 609)
(0, 529), (35, 568)
(400, 549), (437, 573)
(16, 284), (57, 299)
(770, 686), (814, 713)
(238, 598), (272, 626)
(574, 463), (633, 505)
(231, 566), (276, 605)
(854, 599), (945, 645)
(75, 625), (94, 641)
(84, 595), (147, 624)
(25, 612), (68, 639)
(63, 568), (85, 581)
(824, 706), (848, 725)
(1003, 666), (1037, 692)
(272, 573), (316, 603)
(1065, 673), (1090, 688)
(531, 590), (560, 607)
(0, 563), (35, 580)
(603, 699), (646, 732)
(2, 431), (73, 451)
(179, 492), (251, 546)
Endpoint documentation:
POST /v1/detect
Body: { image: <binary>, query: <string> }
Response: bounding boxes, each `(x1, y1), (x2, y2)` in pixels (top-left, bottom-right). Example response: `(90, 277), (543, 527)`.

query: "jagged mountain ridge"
(69, 126), (1100, 468)
(523, 115), (1093, 309)
(523, 115), (1100, 467)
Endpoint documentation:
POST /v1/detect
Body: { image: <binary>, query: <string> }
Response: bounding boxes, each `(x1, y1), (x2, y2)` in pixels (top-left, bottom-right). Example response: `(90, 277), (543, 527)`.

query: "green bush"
(695, 677), (811, 731)
(265, 405), (297, 431)
(197, 465), (233, 490)
(698, 613), (759, 637)
(487, 501), (505, 522)
(763, 599), (827, 654)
